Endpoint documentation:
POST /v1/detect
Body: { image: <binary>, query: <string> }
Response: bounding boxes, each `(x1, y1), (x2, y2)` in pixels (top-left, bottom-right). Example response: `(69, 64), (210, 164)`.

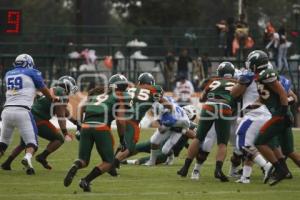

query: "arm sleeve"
(27, 69), (46, 89)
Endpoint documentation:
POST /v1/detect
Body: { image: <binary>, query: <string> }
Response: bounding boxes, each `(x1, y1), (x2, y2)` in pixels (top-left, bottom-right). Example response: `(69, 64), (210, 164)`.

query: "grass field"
(1, 128), (300, 200)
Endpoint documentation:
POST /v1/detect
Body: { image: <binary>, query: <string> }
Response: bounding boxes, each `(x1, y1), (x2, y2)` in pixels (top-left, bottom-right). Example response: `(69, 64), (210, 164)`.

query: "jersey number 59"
(7, 76), (23, 90)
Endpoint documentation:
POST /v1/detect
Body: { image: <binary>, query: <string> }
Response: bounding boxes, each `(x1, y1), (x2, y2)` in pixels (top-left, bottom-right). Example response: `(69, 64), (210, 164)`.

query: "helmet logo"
(248, 52), (260, 61)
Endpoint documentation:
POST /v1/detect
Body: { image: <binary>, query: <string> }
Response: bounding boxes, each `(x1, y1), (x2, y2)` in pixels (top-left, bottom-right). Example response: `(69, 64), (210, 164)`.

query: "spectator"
(216, 20), (227, 50)
(173, 74), (195, 107)
(277, 23), (289, 71)
(235, 13), (249, 60)
(263, 22), (276, 46)
(177, 48), (192, 79)
(265, 32), (280, 63)
(164, 50), (176, 90)
(226, 17), (235, 57)
(201, 53), (212, 78)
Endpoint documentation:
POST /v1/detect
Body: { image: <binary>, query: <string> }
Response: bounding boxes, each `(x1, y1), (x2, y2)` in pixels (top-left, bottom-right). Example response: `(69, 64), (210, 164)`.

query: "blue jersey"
(279, 75), (291, 93)
(160, 100), (190, 129)
(4, 66), (45, 108)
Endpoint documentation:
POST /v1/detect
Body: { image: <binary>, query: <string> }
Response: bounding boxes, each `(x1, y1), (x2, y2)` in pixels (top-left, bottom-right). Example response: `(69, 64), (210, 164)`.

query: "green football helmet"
(57, 76), (78, 95)
(217, 62), (235, 78)
(245, 50), (269, 73)
(108, 74), (128, 91)
(138, 72), (155, 85)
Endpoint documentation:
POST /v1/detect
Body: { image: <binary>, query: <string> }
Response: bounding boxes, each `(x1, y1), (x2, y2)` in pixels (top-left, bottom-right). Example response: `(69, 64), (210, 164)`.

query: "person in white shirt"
(173, 75), (195, 106)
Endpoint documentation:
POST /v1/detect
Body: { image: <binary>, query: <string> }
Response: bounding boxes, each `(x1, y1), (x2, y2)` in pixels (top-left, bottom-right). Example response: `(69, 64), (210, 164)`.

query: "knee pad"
(0, 142), (8, 154)
(196, 149), (209, 164)
(26, 143), (38, 152)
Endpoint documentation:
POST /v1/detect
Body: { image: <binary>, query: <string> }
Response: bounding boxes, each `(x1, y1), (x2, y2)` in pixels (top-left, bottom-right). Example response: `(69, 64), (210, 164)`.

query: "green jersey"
(256, 69), (281, 115)
(202, 77), (236, 106)
(127, 84), (163, 122)
(84, 91), (130, 126)
(31, 87), (67, 120)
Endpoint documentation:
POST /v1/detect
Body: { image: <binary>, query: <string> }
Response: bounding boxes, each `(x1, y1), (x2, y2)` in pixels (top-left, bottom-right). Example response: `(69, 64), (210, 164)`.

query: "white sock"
(24, 152), (33, 167)
(253, 154), (267, 168)
(24, 152), (32, 160)
(242, 165), (252, 178)
(127, 159), (138, 164)
(193, 163), (202, 171)
(149, 149), (159, 163)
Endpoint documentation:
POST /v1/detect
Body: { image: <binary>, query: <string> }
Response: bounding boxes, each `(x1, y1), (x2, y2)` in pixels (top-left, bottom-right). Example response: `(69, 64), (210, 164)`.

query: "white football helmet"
(14, 54), (35, 68)
(183, 105), (197, 121)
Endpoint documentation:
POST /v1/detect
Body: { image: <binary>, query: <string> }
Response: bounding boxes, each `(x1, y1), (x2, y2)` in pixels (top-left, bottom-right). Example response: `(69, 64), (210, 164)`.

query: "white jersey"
(174, 80), (194, 101)
(162, 107), (190, 130)
(241, 81), (259, 110)
(4, 67), (45, 108)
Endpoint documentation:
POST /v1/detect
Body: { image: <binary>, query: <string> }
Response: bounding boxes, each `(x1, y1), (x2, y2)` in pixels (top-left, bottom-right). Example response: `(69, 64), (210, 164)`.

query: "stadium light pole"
(238, 0), (243, 16)
(293, 3), (300, 54)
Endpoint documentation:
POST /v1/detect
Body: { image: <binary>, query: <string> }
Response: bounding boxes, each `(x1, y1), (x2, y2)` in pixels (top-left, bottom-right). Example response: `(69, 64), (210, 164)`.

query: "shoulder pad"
(200, 77), (217, 91)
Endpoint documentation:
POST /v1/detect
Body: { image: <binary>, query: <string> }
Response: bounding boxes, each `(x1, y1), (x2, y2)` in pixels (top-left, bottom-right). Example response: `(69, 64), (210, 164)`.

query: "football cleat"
(235, 176), (250, 184)
(165, 154), (175, 165)
(36, 155), (52, 170)
(64, 165), (78, 187)
(143, 160), (155, 166)
(228, 166), (241, 178)
(269, 169), (288, 186)
(107, 167), (119, 177)
(1, 163), (12, 171)
(177, 166), (189, 177)
(286, 172), (293, 179)
(190, 169), (200, 180)
(263, 164), (274, 184)
(79, 179), (91, 192)
(214, 170), (229, 182)
(21, 158), (35, 175)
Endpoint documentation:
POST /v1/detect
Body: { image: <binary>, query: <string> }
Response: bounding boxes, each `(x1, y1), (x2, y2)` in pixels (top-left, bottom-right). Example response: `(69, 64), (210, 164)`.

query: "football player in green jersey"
(113, 73), (173, 171)
(177, 62), (236, 182)
(63, 74), (130, 192)
(1, 76), (78, 172)
(247, 50), (291, 186)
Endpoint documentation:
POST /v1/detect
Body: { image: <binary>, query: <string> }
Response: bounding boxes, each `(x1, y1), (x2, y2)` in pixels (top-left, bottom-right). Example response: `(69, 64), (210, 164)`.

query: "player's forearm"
(116, 103), (126, 137)
(39, 87), (53, 99)
(185, 130), (196, 139)
(231, 84), (246, 99)
(269, 81), (288, 106)
(159, 98), (174, 111)
(58, 119), (68, 135)
(55, 105), (68, 134)
(288, 89), (298, 104)
(116, 119), (126, 138)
